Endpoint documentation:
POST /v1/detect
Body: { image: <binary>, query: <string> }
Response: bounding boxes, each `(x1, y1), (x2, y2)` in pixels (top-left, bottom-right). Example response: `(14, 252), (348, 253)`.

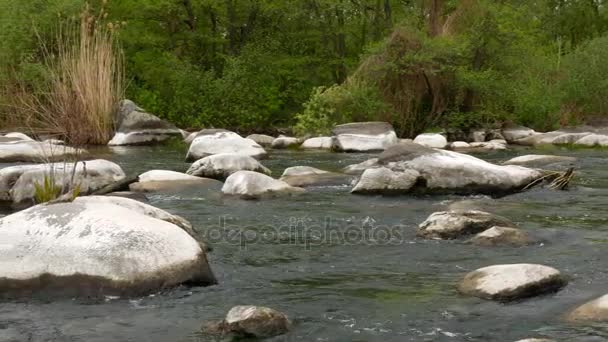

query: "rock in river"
(222, 171), (303, 199)
(469, 226), (532, 247)
(271, 136), (301, 149)
(186, 130), (267, 161)
(246, 134), (275, 147)
(418, 210), (515, 239)
(201, 305), (291, 339)
(331, 122), (398, 152)
(301, 136), (333, 149)
(187, 153), (271, 180)
(108, 100), (183, 146)
(130, 170), (223, 192)
(355, 142), (542, 195)
(503, 154), (577, 168)
(458, 263), (567, 301)
(567, 294), (608, 322)
(351, 167), (419, 194)
(280, 166), (354, 187)
(0, 196), (216, 298)
(413, 133), (448, 149)
(0, 159), (125, 207)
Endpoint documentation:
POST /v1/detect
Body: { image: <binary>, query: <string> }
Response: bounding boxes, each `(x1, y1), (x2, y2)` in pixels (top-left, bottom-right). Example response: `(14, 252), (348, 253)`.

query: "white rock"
(567, 294), (608, 322)
(280, 166), (353, 187)
(186, 153), (271, 180)
(575, 134), (608, 147)
(550, 132), (592, 145)
(503, 155), (576, 167)
(186, 130), (267, 161)
(246, 134), (275, 147)
(130, 170), (222, 193)
(0, 198), (215, 297)
(418, 210), (515, 239)
(470, 130), (487, 142)
(301, 137), (333, 149)
(351, 167), (420, 194)
(502, 126), (536, 143)
(0, 141), (84, 163)
(514, 339), (556, 342)
(413, 133), (448, 149)
(469, 226), (532, 246)
(343, 158), (379, 175)
(0, 159), (125, 206)
(4, 132), (34, 141)
(332, 122), (399, 152)
(138, 170), (202, 183)
(271, 136), (300, 149)
(222, 171), (303, 199)
(458, 264), (566, 301)
(450, 141), (471, 149)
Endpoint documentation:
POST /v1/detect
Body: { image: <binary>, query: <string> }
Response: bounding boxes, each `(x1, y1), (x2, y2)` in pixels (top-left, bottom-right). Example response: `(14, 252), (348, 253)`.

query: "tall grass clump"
(5, 3), (125, 145)
(41, 4), (124, 145)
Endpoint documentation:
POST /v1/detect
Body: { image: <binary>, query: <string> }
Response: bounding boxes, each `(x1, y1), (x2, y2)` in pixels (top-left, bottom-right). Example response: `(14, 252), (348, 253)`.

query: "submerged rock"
(222, 171), (303, 199)
(567, 294), (608, 322)
(418, 210), (515, 239)
(0, 140), (83, 163)
(458, 263), (566, 301)
(351, 167), (420, 194)
(280, 166), (354, 187)
(515, 339), (556, 342)
(301, 136), (333, 149)
(369, 142), (542, 195)
(108, 100), (183, 146)
(130, 170), (222, 192)
(186, 130), (267, 161)
(413, 133), (448, 149)
(0, 197), (216, 298)
(271, 136), (301, 149)
(503, 154), (577, 168)
(201, 306), (291, 338)
(331, 122), (399, 152)
(0, 159), (125, 206)
(187, 153), (271, 180)
(469, 226), (532, 247)
(246, 134), (275, 147)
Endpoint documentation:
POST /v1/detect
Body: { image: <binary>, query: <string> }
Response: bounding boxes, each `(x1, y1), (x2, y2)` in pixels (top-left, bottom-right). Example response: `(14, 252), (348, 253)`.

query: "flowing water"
(2, 145), (608, 341)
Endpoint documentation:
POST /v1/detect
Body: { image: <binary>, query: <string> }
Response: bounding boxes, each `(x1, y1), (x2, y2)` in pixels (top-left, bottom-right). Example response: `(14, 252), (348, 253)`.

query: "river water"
(1, 145), (608, 341)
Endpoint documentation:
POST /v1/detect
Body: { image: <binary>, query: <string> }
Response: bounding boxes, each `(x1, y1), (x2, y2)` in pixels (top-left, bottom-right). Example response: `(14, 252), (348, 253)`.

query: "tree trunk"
(182, 0), (197, 31)
(428, 0), (443, 37)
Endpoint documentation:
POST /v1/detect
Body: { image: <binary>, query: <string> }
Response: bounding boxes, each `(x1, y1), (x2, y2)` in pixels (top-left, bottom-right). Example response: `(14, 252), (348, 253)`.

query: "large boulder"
(458, 264), (567, 301)
(0, 159), (125, 206)
(567, 294), (608, 322)
(129, 170), (222, 192)
(108, 100), (183, 146)
(201, 306), (291, 339)
(469, 226), (532, 247)
(246, 134), (275, 147)
(413, 133), (448, 149)
(186, 153), (271, 180)
(301, 137), (333, 149)
(503, 155), (577, 168)
(331, 122), (399, 152)
(0, 140), (83, 163)
(222, 171), (303, 199)
(574, 134), (608, 147)
(418, 210), (515, 239)
(351, 167), (420, 194)
(0, 196), (216, 298)
(364, 142), (542, 195)
(280, 166), (354, 187)
(271, 136), (301, 149)
(186, 130), (267, 161)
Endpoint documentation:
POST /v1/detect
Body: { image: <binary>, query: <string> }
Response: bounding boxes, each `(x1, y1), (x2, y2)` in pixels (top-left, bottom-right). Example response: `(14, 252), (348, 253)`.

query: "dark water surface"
(2, 144), (608, 341)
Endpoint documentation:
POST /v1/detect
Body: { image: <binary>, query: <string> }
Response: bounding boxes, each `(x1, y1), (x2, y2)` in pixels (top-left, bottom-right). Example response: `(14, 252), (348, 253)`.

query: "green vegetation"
(34, 175), (81, 204)
(2, 0), (608, 139)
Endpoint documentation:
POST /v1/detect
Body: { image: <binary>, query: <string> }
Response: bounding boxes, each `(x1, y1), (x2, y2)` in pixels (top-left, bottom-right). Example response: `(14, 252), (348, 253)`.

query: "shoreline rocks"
(108, 100), (183, 146)
(458, 263), (567, 301)
(0, 140), (83, 163)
